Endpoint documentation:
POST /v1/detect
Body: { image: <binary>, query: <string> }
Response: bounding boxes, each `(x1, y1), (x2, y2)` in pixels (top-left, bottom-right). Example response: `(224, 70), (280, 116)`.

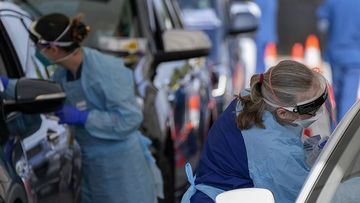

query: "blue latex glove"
(55, 105), (89, 125)
(304, 135), (329, 166)
(318, 137), (329, 149)
(0, 76), (9, 89)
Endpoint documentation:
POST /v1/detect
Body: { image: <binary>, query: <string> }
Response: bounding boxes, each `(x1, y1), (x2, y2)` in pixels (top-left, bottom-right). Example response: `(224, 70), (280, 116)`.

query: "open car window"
(0, 12), (42, 140)
(15, 0), (142, 49)
(297, 101), (360, 203)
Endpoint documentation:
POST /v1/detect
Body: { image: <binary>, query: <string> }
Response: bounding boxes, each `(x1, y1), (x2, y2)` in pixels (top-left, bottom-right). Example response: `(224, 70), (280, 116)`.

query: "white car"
(216, 99), (360, 203)
(0, 2), (81, 202)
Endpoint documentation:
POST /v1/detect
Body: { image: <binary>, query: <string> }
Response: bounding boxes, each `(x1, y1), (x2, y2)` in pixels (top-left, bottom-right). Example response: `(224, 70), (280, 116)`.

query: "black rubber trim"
(153, 48), (210, 64)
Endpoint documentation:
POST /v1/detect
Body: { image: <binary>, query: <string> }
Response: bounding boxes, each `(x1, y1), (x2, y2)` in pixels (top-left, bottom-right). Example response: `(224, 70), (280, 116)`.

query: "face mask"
(293, 107), (324, 128)
(35, 49), (53, 67)
(36, 47), (79, 66)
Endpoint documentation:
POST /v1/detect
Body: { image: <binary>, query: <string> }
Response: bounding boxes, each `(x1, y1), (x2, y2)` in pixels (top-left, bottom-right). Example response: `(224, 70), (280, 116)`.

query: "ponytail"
(236, 60), (317, 130)
(237, 74), (266, 130)
(71, 14), (91, 44)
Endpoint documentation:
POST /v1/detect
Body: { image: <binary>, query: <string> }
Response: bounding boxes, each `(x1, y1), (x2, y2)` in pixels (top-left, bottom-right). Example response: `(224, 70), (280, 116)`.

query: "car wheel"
(5, 182), (27, 203)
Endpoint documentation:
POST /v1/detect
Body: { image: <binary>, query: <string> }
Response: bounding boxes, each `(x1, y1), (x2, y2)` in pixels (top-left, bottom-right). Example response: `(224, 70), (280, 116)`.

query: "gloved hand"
(0, 76), (9, 89)
(304, 135), (329, 167)
(55, 105), (89, 126)
(318, 136), (329, 149)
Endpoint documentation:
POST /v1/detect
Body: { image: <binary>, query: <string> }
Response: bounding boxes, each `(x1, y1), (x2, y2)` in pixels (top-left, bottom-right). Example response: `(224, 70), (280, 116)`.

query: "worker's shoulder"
(83, 47), (131, 74)
(242, 123), (285, 145)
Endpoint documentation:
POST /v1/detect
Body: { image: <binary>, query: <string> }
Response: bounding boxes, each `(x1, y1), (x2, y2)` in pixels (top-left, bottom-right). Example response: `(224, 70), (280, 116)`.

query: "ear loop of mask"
(53, 48), (80, 63)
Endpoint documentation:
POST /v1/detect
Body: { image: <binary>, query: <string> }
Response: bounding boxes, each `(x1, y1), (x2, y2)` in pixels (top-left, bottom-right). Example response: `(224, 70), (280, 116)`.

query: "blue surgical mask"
(36, 47), (79, 66)
(293, 107), (324, 128)
(35, 49), (53, 67)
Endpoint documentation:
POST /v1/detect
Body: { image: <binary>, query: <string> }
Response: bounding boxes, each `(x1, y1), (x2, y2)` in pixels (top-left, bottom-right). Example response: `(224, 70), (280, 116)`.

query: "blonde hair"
(237, 60), (321, 130)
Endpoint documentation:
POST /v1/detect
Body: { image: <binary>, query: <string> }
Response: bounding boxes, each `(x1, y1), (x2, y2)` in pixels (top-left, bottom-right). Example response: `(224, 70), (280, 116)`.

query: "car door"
(0, 17), (28, 203)
(296, 100), (360, 202)
(0, 3), (81, 203)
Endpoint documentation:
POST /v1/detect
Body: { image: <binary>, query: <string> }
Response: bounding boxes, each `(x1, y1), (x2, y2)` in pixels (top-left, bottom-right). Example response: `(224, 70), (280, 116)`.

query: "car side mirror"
(228, 1), (260, 35)
(155, 29), (211, 63)
(97, 36), (148, 66)
(2, 78), (66, 115)
(215, 188), (275, 203)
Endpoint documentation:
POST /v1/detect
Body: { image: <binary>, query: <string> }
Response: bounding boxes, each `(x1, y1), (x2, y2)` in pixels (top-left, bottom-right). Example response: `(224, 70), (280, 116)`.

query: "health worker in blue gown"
(181, 60), (328, 203)
(19, 13), (164, 203)
(317, 0), (360, 121)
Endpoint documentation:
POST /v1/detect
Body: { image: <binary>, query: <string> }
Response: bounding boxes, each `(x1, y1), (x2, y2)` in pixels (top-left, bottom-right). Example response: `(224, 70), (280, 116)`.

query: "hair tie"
(259, 73), (264, 86)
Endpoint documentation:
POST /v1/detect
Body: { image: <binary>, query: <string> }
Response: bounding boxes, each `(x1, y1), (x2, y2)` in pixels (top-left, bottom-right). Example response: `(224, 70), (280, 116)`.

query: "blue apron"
(61, 77), (161, 203)
(180, 99), (253, 203)
(181, 95), (310, 203)
(181, 163), (224, 203)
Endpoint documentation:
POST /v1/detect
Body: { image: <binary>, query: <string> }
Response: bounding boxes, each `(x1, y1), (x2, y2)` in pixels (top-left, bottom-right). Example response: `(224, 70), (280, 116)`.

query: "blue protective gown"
(181, 97), (310, 203)
(317, 0), (360, 121)
(52, 47), (162, 203)
(255, 0), (278, 73)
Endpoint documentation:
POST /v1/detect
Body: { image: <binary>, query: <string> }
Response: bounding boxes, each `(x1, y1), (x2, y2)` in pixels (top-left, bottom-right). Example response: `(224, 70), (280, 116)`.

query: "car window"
(300, 101), (360, 203)
(6, 114), (42, 138)
(153, 0), (174, 30)
(164, 0), (183, 29)
(0, 15), (42, 139)
(330, 156), (360, 202)
(329, 124), (360, 203)
(177, 0), (215, 9)
(16, 0), (142, 49)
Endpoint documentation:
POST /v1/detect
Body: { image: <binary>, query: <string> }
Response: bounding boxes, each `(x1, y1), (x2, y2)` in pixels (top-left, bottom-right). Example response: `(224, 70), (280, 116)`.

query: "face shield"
(28, 21), (73, 48)
(28, 20), (78, 66)
(282, 88), (328, 116)
(264, 73), (328, 116)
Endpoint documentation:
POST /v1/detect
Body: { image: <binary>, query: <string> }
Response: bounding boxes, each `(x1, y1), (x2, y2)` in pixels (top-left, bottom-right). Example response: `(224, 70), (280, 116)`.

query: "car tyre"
(5, 182), (27, 203)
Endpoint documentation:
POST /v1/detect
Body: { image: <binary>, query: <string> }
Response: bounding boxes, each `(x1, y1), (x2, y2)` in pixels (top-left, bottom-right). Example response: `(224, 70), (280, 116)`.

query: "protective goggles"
(281, 88), (328, 115)
(28, 21), (73, 47)
(264, 87), (328, 116)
